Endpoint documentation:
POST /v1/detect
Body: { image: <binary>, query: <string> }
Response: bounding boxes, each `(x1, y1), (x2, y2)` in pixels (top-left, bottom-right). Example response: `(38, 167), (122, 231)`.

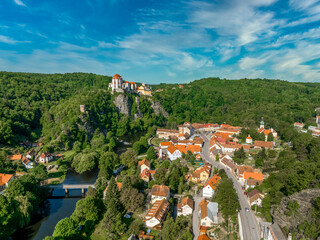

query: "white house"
(167, 145), (182, 161)
(199, 199), (219, 226)
(26, 149), (35, 159)
(246, 135), (253, 144)
(150, 185), (170, 204)
(38, 152), (53, 163)
(202, 174), (221, 199)
(248, 189), (265, 207)
(22, 157), (33, 169)
(177, 197), (193, 216)
(144, 199), (169, 229)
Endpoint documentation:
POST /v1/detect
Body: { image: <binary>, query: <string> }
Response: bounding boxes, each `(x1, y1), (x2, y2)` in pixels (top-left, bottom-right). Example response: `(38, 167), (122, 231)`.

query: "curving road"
(201, 134), (260, 240)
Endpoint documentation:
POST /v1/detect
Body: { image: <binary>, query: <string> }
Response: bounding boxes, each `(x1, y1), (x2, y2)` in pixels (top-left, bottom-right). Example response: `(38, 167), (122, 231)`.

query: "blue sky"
(1, 0), (320, 83)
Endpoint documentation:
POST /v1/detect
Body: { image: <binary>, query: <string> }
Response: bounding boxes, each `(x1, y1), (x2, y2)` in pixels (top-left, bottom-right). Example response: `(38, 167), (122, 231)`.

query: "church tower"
(260, 117), (265, 129)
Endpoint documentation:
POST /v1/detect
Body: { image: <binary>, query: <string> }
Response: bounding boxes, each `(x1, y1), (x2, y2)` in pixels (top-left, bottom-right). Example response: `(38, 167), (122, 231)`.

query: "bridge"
(49, 184), (95, 197)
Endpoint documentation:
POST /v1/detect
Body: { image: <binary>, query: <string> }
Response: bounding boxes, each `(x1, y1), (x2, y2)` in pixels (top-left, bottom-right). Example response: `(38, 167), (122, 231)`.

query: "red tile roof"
(138, 159), (151, 168)
(254, 141), (273, 148)
(204, 174), (221, 189)
(151, 185), (170, 197)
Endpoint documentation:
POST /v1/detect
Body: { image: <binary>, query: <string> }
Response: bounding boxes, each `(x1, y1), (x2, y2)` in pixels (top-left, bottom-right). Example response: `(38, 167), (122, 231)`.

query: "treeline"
(255, 133), (320, 239)
(0, 165), (49, 239)
(0, 72), (111, 144)
(154, 78), (320, 138)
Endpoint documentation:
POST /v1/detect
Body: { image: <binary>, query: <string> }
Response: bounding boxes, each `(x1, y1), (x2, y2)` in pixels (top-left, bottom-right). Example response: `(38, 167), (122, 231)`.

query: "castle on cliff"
(109, 74), (152, 96)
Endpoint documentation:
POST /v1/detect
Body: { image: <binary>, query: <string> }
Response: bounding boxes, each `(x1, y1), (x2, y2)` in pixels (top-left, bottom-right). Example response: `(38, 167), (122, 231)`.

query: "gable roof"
(269, 223), (286, 240)
(192, 166), (210, 178)
(8, 155), (22, 160)
(138, 159), (151, 168)
(254, 141), (273, 148)
(237, 165), (254, 175)
(160, 142), (173, 147)
(197, 234), (210, 240)
(221, 157), (237, 171)
(186, 145), (201, 154)
(40, 152), (51, 158)
(145, 199), (169, 222)
(0, 173), (14, 186)
(139, 168), (151, 180)
(167, 145), (178, 154)
(248, 189), (263, 198)
(244, 172), (263, 181)
(204, 174), (221, 190)
(177, 197), (194, 210)
(151, 185), (170, 197)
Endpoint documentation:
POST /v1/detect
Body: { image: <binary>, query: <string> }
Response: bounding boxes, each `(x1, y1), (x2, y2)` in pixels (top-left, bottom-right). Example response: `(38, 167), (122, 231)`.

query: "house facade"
(202, 174), (221, 198)
(138, 159), (151, 173)
(177, 197), (194, 216)
(39, 152), (53, 163)
(108, 74), (137, 93)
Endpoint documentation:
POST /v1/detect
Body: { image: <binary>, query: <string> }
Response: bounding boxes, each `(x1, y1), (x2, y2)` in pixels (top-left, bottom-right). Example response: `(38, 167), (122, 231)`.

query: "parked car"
(124, 212), (133, 218)
(244, 192), (247, 195)
(245, 208), (249, 212)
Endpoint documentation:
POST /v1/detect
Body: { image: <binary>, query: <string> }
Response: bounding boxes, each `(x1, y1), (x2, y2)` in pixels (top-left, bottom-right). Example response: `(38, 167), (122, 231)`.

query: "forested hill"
(0, 72), (111, 144)
(2, 72), (320, 146)
(154, 78), (320, 140)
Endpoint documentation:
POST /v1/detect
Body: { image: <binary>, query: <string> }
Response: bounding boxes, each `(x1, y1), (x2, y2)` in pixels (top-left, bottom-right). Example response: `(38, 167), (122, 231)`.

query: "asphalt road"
(192, 193), (202, 240)
(201, 134), (260, 240)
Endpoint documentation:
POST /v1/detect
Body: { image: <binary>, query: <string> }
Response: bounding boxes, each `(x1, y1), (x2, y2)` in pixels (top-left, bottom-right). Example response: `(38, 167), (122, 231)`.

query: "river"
(12, 132), (145, 240)
(12, 169), (99, 240)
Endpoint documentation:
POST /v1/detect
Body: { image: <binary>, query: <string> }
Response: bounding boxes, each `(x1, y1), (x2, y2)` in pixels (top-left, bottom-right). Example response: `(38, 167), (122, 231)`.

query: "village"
(1, 111), (320, 240)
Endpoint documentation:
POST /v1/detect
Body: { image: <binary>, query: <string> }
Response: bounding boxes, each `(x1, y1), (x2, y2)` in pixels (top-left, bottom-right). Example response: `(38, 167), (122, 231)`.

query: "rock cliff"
(271, 188), (320, 239)
(113, 94), (132, 116)
(150, 99), (169, 119)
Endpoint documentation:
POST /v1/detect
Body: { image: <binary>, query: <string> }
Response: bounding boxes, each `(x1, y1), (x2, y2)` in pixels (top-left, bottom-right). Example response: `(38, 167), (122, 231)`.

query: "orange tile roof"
(140, 168), (151, 179)
(244, 172), (263, 181)
(8, 155), (22, 160)
(198, 234), (210, 240)
(258, 127), (265, 133)
(151, 185), (170, 197)
(186, 145), (201, 154)
(112, 74), (122, 79)
(167, 145), (178, 154)
(160, 142), (173, 147)
(175, 144), (187, 153)
(177, 196), (193, 210)
(254, 141), (273, 148)
(138, 159), (151, 168)
(246, 135), (252, 139)
(294, 122), (305, 127)
(204, 174), (221, 189)
(264, 129), (272, 136)
(0, 173), (13, 186)
(192, 166), (210, 178)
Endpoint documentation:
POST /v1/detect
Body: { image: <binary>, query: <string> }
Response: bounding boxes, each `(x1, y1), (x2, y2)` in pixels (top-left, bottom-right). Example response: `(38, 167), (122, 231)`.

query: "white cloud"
(13, 0), (26, 7)
(0, 35), (19, 44)
(187, 0), (278, 46)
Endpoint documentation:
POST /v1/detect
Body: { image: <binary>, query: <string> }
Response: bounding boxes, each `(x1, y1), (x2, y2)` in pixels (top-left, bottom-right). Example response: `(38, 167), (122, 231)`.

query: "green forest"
(1, 72), (320, 239)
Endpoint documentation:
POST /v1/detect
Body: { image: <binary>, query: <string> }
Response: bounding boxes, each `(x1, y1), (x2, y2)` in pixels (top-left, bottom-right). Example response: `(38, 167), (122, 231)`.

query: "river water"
(12, 169), (99, 240)
(12, 132), (145, 240)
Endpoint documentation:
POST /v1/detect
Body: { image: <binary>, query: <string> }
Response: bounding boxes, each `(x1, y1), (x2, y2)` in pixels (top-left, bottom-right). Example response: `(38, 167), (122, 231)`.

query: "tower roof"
(113, 74), (122, 79)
